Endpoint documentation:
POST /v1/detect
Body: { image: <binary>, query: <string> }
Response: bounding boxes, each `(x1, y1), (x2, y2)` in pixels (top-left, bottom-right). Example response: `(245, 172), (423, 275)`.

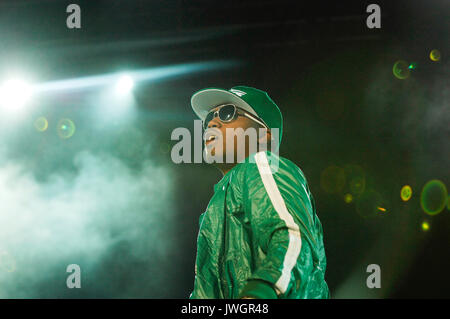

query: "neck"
(215, 162), (236, 176)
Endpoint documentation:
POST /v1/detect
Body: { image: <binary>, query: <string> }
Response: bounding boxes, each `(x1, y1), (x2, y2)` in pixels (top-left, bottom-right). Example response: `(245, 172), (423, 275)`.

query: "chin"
(204, 148), (223, 164)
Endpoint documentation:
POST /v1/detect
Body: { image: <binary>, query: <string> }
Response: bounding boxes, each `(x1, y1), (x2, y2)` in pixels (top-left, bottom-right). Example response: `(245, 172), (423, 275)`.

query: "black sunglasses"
(203, 104), (268, 130)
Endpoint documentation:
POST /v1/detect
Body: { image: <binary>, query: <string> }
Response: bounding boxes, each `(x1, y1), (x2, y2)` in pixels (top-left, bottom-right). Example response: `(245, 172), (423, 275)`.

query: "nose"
(207, 116), (221, 129)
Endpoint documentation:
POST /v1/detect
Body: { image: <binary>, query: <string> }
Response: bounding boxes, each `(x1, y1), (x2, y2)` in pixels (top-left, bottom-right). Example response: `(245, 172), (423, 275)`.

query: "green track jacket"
(190, 151), (329, 299)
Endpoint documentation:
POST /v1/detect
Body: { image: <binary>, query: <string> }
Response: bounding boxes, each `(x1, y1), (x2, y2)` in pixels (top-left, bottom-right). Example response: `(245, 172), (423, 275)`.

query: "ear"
(257, 128), (272, 146)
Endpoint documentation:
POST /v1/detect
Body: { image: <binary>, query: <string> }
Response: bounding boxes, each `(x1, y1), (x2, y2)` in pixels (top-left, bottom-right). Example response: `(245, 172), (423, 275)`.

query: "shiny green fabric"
(190, 151), (329, 299)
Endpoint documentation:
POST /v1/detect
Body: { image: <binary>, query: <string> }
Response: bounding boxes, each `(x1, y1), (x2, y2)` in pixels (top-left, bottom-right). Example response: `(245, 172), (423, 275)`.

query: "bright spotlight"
(115, 75), (134, 95)
(0, 79), (32, 111)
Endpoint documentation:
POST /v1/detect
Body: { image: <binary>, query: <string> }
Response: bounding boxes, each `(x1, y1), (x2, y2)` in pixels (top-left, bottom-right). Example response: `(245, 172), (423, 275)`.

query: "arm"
(238, 152), (311, 299)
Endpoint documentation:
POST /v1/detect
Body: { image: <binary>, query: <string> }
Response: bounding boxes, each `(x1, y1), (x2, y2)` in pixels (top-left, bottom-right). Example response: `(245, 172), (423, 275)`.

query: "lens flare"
(344, 164), (366, 197)
(393, 60), (410, 80)
(355, 189), (389, 218)
(349, 177), (365, 195)
(429, 49), (441, 62)
(344, 193), (353, 203)
(420, 179), (447, 216)
(401, 185), (412, 201)
(160, 143), (170, 154)
(34, 116), (48, 132)
(320, 165), (346, 194)
(421, 221), (430, 232)
(57, 118), (76, 139)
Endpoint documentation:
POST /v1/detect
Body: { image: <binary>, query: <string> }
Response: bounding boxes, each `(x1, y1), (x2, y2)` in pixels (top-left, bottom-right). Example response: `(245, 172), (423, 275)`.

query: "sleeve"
(238, 152), (312, 299)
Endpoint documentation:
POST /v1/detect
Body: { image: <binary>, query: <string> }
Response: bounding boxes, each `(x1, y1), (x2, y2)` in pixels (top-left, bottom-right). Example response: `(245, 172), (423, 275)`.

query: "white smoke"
(0, 149), (176, 298)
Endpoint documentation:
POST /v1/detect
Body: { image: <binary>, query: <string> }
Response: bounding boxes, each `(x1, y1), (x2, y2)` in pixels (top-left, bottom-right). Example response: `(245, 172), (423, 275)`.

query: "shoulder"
(236, 151), (307, 186)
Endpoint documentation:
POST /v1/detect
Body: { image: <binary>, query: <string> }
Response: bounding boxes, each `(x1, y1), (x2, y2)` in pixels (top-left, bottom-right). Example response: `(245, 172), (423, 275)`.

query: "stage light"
(115, 75), (134, 95)
(0, 78), (32, 111)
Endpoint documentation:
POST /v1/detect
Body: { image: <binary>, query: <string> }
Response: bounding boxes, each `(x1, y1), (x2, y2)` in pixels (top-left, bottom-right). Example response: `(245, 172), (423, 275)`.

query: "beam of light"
(0, 78), (33, 111)
(32, 60), (240, 94)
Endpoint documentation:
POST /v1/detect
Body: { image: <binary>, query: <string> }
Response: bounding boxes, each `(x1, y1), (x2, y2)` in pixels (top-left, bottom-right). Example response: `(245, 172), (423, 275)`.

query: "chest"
(198, 182), (250, 256)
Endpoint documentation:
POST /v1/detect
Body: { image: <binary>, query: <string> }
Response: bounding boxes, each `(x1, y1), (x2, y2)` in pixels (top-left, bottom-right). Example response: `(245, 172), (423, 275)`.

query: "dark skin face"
(204, 106), (272, 175)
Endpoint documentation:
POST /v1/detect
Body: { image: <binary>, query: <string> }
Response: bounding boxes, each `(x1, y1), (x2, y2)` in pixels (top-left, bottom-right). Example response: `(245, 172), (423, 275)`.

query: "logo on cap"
(230, 89), (246, 97)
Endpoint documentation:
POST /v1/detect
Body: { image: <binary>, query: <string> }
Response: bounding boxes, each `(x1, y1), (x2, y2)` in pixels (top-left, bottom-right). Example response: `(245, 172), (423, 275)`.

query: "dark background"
(0, 0), (448, 298)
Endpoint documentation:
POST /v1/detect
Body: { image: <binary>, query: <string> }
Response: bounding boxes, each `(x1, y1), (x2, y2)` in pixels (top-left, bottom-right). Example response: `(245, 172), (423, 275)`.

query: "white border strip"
(254, 152), (302, 294)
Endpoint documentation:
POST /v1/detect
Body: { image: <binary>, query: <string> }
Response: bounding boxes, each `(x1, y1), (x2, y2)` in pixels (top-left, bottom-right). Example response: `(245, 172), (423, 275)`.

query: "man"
(189, 86), (329, 299)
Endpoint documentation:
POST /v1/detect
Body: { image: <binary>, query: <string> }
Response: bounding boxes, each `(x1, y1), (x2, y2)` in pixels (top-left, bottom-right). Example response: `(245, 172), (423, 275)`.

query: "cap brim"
(191, 88), (258, 121)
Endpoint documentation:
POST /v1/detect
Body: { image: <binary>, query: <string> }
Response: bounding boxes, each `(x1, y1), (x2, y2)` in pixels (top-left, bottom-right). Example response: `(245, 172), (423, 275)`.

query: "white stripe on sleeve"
(254, 152), (302, 294)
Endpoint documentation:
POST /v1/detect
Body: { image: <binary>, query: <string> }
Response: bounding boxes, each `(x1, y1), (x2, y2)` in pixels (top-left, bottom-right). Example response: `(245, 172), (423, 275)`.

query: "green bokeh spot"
(355, 189), (389, 218)
(401, 185), (412, 201)
(393, 60), (410, 80)
(430, 49), (441, 62)
(420, 179), (447, 216)
(34, 116), (48, 132)
(57, 118), (76, 139)
(320, 165), (346, 194)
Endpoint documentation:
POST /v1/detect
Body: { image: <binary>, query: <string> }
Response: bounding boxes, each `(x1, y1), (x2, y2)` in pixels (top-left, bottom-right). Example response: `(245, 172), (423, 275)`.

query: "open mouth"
(205, 135), (216, 145)
(204, 128), (221, 147)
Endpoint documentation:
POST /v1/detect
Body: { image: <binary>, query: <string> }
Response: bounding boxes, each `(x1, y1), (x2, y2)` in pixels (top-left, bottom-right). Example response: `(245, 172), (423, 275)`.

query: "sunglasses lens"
(203, 112), (214, 129)
(218, 104), (236, 122)
(203, 104), (236, 129)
